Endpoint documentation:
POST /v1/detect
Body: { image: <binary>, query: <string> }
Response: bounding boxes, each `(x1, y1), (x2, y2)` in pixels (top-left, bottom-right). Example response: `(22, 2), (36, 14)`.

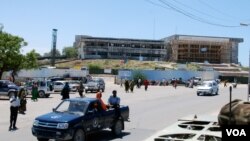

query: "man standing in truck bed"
(108, 90), (121, 118)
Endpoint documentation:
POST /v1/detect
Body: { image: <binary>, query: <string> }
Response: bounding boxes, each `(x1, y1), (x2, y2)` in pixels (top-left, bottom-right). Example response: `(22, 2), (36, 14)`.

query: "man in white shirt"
(9, 92), (20, 131)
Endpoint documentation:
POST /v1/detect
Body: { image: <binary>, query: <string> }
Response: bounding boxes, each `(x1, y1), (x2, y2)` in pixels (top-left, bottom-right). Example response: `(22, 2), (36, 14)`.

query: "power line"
(197, 0), (241, 22)
(145, 0), (171, 10)
(170, 0), (234, 23)
(156, 0), (241, 27)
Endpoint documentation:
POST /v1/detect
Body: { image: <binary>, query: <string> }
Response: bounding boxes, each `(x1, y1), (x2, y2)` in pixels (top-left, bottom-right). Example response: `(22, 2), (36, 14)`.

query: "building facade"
(165, 35), (243, 64)
(74, 35), (243, 64)
(74, 35), (167, 61)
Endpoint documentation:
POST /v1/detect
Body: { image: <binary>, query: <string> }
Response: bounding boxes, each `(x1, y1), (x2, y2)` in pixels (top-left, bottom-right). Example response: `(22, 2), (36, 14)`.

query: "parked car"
(53, 81), (66, 92)
(68, 80), (80, 92)
(25, 80), (53, 98)
(84, 78), (105, 93)
(193, 77), (202, 86)
(197, 80), (219, 96)
(0, 80), (20, 99)
(32, 97), (129, 141)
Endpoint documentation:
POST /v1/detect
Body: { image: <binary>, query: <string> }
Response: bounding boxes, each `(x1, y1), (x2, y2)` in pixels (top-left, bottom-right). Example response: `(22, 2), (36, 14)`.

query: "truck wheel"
(37, 138), (48, 141)
(73, 129), (85, 141)
(112, 120), (123, 136)
(38, 90), (46, 98)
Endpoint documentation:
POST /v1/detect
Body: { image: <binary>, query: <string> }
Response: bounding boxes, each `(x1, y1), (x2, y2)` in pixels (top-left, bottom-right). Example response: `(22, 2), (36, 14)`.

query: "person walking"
(173, 80), (177, 89)
(9, 92), (20, 131)
(224, 80), (227, 87)
(61, 82), (70, 100)
(144, 79), (149, 91)
(31, 82), (38, 101)
(129, 80), (135, 93)
(18, 88), (27, 114)
(78, 81), (84, 98)
(137, 78), (141, 88)
(124, 80), (130, 93)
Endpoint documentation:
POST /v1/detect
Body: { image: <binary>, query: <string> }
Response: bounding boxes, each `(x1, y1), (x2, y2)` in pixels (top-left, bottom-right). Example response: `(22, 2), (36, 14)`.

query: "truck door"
(84, 101), (105, 132)
(0, 81), (8, 95)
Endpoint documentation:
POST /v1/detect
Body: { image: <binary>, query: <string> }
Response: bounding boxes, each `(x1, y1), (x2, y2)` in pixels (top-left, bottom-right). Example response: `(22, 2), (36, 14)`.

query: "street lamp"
(240, 23), (250, 101)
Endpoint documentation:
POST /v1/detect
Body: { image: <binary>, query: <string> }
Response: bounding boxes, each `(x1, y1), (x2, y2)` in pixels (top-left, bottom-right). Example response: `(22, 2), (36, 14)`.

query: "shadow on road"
(86, 130), (130, 141)
(0, 98), (9, 101)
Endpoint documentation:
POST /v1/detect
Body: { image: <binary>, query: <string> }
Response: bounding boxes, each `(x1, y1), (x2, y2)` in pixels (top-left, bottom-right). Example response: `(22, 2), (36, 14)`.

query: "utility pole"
(248, 50), (250, 101)
(240, 23), (250, 101)
(229, 86), (232, 124)
(51, 29), (58, 66)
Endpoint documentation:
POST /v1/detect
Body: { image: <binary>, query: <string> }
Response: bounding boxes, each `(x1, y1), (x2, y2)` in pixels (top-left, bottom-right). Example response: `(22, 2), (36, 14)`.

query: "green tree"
(62, 46), (77, 58)
(132, 70), (147, 82)
(0, 32), (38, 80)
(34, 52), (41, 58)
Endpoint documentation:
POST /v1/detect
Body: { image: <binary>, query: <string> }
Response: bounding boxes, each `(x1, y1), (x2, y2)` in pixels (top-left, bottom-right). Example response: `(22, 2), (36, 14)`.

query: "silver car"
(197, 80), (219, 96)
(84, 78), (105, 93)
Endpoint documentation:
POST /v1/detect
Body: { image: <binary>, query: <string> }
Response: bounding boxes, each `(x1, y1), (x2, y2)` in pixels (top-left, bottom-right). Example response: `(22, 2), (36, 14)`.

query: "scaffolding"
(170, 39), (236, 63)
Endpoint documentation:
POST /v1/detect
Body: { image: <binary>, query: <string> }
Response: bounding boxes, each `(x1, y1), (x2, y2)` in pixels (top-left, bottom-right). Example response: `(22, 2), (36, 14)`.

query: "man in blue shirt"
(108, 90), (120, 107)
(108, 90), (121, 118)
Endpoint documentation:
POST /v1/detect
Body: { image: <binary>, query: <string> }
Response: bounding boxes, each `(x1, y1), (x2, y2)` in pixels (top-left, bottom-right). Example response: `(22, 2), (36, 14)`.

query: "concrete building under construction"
(74, 34), (243, 64)
(164, 35), (243, 64)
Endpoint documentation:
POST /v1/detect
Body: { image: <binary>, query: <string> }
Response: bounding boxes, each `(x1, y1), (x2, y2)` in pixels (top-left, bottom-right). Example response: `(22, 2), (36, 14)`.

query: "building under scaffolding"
(74, 34), (243, 64)
(164, 35), (243, 64)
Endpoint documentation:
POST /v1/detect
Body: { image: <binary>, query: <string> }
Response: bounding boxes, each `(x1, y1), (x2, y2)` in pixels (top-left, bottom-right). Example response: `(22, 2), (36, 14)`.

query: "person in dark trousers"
(61, 82), (70, 100)
(78, 81), (84, 97)
(124, 80), (130, 93)
(144, 79), (149, 91)
(224, 80), (228, 87)
(18, 88), (27, 114)
(173, 80), (177, 89)
(137, 78), (141, 88)
(129, 80), (135, 93)
(9, 92), (20, 131)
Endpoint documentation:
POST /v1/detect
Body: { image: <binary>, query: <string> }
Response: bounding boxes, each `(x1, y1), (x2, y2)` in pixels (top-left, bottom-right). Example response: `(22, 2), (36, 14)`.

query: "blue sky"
(1, 0), (250, 66)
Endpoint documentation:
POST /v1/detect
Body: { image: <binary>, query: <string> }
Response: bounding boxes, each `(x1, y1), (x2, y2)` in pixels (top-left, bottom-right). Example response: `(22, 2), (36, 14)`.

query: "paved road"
(0, 79), (247, 141)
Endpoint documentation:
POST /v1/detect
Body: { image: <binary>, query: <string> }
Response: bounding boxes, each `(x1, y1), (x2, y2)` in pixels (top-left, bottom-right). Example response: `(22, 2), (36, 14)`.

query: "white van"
(26, 80), (53, 98)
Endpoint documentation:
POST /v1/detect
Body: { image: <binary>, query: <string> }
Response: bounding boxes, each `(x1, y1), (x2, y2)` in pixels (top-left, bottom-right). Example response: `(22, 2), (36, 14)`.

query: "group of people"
(95, 89), (121, 117)
(8, 79), (121, 131)
(122, 78), (150, 92)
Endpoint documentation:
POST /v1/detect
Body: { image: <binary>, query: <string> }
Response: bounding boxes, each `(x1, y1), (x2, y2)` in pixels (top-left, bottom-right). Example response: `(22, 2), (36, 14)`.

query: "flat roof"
(76, 35), (163, 43)
(164, 34), (243, 43)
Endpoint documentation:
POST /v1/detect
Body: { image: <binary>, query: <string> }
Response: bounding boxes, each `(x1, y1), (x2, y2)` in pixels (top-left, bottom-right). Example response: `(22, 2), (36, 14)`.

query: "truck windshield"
(55, 101), (88, 115)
